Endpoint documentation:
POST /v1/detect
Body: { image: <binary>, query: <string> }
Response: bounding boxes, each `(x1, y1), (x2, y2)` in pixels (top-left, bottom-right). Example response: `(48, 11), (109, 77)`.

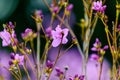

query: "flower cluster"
(9, 53), (24, 66)
(0, 22), (18, 47)
(92, 1), (106, 13)
(91, 38), (108, 62)
(21, 28), (37, 42)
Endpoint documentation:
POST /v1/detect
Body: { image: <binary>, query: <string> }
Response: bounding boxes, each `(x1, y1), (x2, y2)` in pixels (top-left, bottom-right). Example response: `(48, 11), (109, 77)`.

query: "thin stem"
(23, 65), (31, 80)
(3, 66), (20, 80)
(19, 48), (36, 75)
(47, 44), (63, 80)
(17, 65), (22, 80)
(98, 59), (103, 80)
(36, 22), (41, 80)
(60, 9), (66, 26)
(59, 43), (74, 58)
(114, 5), (119, 50)
(30, 40), (37, 68)
(101, 18), (117, 80)
(50, 15), (54, 27)
(40, 40), (50, 79)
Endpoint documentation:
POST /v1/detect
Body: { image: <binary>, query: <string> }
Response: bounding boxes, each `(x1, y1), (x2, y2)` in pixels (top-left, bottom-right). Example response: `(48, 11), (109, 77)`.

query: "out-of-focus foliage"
(0, 0), (19, 20)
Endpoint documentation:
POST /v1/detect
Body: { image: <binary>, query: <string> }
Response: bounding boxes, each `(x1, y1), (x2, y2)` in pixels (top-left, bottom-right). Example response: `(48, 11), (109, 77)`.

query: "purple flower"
(69, 74), (84, 80)
(90, 54), (99, 61)
(51, 25), (69, 47)
(91, 38), (101, 51)
(45, 27), (52, 38)
(34, 10), (43, 20)
(21, 28), (36, 41)
(46, 60), (54, 68)
(0, 29), (11, 46)
(79, 75), (84, 80)
(9, 53), (24, 65)
(66, 4), (74, 11)
(91, 38), (108, 55)
(117, 24), (120, 31)
(50, 4), (59, 14)
(21, 28), (32, 38)
(8, 21), (15, 29)
(55, 67), (64, 77)
(14, 54), (24, 65)
(92, 1), (106, 13)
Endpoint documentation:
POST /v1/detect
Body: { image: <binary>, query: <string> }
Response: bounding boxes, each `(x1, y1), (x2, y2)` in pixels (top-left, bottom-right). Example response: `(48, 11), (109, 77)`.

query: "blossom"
(91, 38), (101, 51)
(21, 28), (37, 41)
(69, 74), (84, 80)
(46, 60), (54, 68)
(50, 4), (59, 14)
(91, 38), (108, 55)
(51, 25), (69, 47)
(92, 1), (106, 13)
(34, 10), (43, 22)
(9, 53), (24, 65)
(7, 21), (15, 29)
(55, 67), (64, 78)
(45, 27), (52, 38)
(0, 29), (11, 46)
(44, 60), (54, 74)
(66, 4), (74, 11)
(90, 53), (100, 61)
(117, 24), (120, 32)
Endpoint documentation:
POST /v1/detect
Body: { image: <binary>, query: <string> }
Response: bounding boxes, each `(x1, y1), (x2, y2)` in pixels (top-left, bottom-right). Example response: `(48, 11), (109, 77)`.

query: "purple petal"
(63, 28), (69, 37)
(103, 45), (108, 50)
(0, 29), (11, 46)
(91, 47), (97, 51)
(62, 37), (68, 44)
(52, 39), (61, 47)
(55, 25), (62, 32)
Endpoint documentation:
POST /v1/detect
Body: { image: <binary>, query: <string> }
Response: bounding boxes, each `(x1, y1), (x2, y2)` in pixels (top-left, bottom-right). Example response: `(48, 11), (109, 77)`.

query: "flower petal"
(63, 28), (69, 37)
(52, 39), (61, 47)
(62, 37), (68, 44)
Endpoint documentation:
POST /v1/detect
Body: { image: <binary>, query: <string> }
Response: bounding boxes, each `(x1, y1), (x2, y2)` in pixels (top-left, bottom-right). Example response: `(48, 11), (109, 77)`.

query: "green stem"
(23, 65), (31, 80)
(36, 22), (41, 80)
(98, 58), (103, 80)
(3, 66), (20, 80)
(17, 65), (22, 80)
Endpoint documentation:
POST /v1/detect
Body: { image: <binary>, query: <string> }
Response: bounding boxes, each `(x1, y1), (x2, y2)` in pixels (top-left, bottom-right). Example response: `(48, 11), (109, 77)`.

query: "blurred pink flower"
(0, 51), (10, 80)
(0, 29), (11, 46)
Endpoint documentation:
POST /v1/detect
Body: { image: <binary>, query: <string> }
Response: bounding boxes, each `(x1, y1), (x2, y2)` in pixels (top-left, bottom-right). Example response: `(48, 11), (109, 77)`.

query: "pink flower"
(92, 1), (106, 13)
(21, 28), (33, 38)
(51, 25), (69, 47)
(21, 28), (37, 41)
(9, 53), (24, 65)
(66, 4), (74, 11)
(0, 29), (11, 46)
(91, 38), (101, 51)
(14, 54), (24, 65)
(90, 54), (99, 61)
